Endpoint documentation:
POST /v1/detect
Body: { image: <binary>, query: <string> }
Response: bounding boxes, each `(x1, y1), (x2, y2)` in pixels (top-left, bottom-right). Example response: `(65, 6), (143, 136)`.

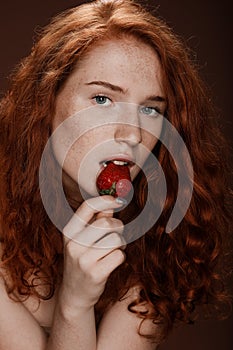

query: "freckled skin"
(52, 37), (165, 201)
(54, 38), (163, 122)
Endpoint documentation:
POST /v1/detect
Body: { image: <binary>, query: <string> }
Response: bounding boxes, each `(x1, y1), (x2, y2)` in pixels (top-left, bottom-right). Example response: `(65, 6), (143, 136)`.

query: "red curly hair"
(0, 0), (232, 343)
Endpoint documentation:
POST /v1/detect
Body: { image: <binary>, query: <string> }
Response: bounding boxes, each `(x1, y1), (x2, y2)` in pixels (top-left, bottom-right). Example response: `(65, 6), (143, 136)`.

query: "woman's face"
(52, 37), (166, 199)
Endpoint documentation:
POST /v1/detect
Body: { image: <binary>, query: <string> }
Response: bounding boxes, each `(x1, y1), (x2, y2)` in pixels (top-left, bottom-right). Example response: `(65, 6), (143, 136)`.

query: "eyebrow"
(144, 95), (166, 103)
(86, 80), (126, 93)
(85, 80), (166, 103)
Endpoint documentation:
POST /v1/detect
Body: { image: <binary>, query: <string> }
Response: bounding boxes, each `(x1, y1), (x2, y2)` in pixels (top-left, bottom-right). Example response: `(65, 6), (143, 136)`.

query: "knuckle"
(81, 200), (90, 211)
(114, 248), (126, 263)
(108, 232), (123, 246)
(97, 217), (113, 229)
(63, 224), (70, 238)
(95, 217), (124, 233)
(65, 240), (77, 258)
(78, 199), (93, 217)
(78, 254), (91, 270)
(63, 220), (81, 240)
(89, 269), (104, 285)
(112, 218), (124, 233)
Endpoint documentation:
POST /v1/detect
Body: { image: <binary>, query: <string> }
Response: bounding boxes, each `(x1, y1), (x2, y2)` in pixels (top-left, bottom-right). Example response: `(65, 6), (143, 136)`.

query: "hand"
(60, 196), (126, 309)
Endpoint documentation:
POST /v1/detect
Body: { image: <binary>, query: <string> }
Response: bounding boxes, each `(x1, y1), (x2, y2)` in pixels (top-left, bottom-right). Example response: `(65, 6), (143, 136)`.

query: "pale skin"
(0, 37), (166, 349)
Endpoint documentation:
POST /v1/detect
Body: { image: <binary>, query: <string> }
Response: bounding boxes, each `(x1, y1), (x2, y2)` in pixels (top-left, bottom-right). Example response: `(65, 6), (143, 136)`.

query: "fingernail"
(115, 197), (128, 205)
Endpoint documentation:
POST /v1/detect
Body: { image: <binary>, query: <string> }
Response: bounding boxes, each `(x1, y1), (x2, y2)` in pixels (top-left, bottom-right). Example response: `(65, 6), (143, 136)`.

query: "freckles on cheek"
(55, 90), (85, 126)
(142, 131), (158, 150)
(66, 132), (96, 161)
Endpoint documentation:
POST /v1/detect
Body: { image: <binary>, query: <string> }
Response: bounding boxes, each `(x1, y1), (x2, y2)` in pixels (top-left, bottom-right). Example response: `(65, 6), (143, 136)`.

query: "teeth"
(102, 160), (128, 167)
(113, 160), (128, 166)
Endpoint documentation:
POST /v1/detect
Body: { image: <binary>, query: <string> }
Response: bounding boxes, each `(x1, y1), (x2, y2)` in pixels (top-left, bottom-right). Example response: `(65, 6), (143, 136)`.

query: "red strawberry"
(96, 162), (132, 198)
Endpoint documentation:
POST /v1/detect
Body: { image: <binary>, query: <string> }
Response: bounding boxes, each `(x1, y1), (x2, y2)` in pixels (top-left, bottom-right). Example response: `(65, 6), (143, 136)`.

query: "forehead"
(73, 37), (163, 89)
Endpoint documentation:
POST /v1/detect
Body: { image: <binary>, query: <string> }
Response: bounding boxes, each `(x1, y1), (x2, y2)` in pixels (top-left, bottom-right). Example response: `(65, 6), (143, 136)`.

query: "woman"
(0, 0), (231, 349)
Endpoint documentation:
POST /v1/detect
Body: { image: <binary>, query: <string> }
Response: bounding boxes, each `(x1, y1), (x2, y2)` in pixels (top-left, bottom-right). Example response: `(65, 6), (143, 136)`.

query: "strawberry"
(96, 161), (132, 198)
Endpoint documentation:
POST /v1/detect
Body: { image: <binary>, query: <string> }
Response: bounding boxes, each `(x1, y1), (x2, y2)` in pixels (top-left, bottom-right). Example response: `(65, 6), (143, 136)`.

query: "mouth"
(96, 157), (134, 198)
(101, 159), (135, 168)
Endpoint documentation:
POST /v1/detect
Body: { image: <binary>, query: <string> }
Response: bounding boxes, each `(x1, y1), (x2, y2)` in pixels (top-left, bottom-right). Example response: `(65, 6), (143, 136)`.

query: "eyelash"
(92, 95), (112, 106)
(138, 106), (162, 117)
(92, 94), (162, 117)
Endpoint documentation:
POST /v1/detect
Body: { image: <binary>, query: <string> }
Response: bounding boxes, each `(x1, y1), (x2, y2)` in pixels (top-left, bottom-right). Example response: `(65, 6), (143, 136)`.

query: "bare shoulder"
(97, 286), (159, 350)
(0, 262), (47, 349)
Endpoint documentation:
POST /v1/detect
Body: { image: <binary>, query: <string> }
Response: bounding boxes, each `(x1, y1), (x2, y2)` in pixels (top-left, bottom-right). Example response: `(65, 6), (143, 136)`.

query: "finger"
(63, 196), (124, 241)
(96, 209), (114, 219)
(96, 249), (126, 280)
(68, 217), (124, 247)
(94, 230), (126, 250)
(78, 233), (126, 269)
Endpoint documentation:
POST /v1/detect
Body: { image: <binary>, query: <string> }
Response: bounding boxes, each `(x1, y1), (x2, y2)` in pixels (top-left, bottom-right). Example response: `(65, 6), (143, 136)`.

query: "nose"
(114, 105), (142, 146)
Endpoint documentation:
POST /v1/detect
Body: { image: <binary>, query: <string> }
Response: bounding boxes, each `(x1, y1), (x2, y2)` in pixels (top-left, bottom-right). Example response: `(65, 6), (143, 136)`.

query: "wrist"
(57, 288), (95, 317)
(57, 299), (94, 323)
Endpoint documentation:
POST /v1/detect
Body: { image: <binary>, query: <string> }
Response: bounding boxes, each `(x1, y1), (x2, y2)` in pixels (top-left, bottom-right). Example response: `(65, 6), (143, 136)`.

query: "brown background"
(0, 1), (232, 349)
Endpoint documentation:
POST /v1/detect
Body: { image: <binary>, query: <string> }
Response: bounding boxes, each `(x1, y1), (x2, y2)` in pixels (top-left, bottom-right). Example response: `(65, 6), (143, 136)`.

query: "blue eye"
(93, 95), (112, 106)
(139, 106), (161, 117)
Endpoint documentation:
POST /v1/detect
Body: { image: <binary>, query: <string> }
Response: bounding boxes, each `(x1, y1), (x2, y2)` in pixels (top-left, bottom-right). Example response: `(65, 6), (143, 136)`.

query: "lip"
(99, 154), (135, 168)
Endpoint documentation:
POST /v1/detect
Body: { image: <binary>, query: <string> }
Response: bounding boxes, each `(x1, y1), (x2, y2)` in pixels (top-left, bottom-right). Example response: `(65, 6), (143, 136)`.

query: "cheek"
(62, 129), (104, 170)
(140, 116), (163, 150)
(141, 130), (159, 151)
(64, 134), (92, 164)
